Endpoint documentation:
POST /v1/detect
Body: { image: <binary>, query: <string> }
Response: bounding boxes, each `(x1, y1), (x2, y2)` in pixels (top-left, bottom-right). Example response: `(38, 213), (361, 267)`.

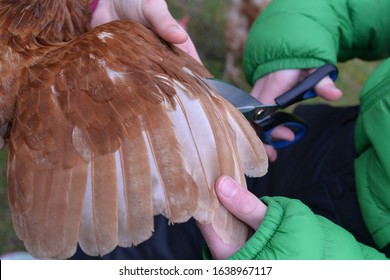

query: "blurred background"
(0, 0), (381, 256)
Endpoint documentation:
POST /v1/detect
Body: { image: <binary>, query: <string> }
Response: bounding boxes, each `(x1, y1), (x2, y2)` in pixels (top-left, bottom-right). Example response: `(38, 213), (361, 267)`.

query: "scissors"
(205, 64), (338, 148)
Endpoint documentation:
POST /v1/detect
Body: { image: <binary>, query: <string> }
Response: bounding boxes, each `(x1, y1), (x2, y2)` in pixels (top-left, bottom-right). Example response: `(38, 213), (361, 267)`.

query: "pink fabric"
(90, 0), (98, 12)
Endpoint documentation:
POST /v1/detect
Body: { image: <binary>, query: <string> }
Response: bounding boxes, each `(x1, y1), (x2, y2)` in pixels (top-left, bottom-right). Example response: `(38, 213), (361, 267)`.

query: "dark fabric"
(247, 104), (375, 248)
(70, 215), (204, 260)
(71, 104), (376, 259)
(381, 244), (390, 257)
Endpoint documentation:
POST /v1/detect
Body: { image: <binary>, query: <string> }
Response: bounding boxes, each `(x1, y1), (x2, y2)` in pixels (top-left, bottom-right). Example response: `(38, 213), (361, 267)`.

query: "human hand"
(197, 176), (268, 260)
(90, 0), (201, 62)
(251, 68), (342, 161)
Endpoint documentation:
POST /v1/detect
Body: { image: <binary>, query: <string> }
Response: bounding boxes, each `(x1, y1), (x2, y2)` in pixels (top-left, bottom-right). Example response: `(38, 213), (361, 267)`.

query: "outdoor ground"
(0, 0), (380, 256)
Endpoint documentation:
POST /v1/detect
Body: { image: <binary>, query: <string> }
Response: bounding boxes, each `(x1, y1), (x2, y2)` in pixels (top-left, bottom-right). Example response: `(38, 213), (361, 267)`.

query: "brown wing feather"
(57, 163), (89, 259)
(118, 139), (153, 247)
(7, 20), (268, 259)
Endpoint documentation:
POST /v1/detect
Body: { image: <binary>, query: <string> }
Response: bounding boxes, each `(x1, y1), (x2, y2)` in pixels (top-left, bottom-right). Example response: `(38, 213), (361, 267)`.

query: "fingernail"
(172, 23), (186, 33)
(218, 177), (239, 199)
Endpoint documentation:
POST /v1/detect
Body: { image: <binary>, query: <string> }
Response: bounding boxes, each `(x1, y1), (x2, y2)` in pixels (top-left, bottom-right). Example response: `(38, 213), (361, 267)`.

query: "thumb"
(312, 74), (343, 101)
(198, 176), (267, 259)
(215, 176), (267, 230)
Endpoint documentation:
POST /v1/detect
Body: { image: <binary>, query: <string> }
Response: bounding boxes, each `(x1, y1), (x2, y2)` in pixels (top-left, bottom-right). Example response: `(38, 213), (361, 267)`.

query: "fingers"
(90, 0), (199, 59)
(198, 176), (268, 259)
(263, 126), (295, 161)
(142, 0), (201, 62)
(142, 0), (202, 62)
(264, 144), (277, 162)
(251, 67), (342, 162)
(90, 0), (117, 27)
(91, 0), (188, 44)
(314, 76), (343, 100)
(270, 125), (295, 141)
(142, 0), (188, 44)
(197, 222), (243, 260)
(215, 176), (267, 230)
(252, 68), (343, 103)
(174, 37), (202, 64)
(251, 69), (302, 103)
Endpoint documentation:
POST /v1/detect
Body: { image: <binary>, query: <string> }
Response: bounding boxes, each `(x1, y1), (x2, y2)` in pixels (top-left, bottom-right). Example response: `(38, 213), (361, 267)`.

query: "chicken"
(0, 0), (267, 259)
(223, 0), (271, 87)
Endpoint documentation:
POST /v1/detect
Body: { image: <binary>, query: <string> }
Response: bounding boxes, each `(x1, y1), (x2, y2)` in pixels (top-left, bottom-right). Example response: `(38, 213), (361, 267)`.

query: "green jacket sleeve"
(203, 196), (388, 260)
(354, 58), (390, 253)
(243, 0), (390, 85)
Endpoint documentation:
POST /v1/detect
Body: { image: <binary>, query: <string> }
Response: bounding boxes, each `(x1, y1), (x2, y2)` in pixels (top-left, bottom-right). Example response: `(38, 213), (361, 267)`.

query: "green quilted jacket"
(224, 0), (390, 260)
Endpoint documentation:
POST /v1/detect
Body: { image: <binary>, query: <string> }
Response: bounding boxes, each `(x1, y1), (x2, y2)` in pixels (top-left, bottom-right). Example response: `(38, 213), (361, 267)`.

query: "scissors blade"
(205, 78), (274, 119)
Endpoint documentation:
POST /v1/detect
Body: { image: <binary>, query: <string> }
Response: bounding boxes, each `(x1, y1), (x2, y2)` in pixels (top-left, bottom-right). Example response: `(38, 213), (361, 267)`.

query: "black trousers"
(71, 104), (376, 260)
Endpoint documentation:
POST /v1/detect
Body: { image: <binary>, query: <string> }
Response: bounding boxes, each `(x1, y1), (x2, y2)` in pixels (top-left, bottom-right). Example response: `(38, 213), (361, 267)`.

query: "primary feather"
(0, 0), (268, 259)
